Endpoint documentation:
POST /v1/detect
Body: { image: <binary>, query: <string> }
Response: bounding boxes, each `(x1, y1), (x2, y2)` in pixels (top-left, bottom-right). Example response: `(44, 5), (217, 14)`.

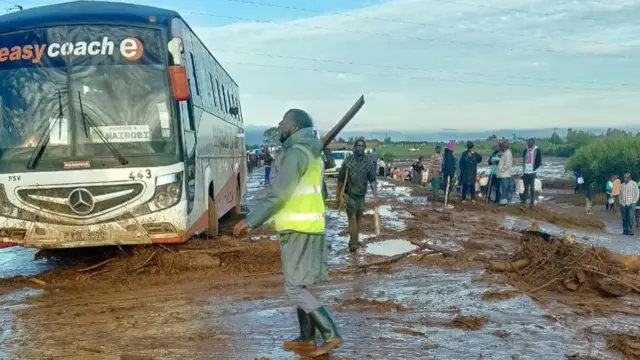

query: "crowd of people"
(379, 138), (544, 209)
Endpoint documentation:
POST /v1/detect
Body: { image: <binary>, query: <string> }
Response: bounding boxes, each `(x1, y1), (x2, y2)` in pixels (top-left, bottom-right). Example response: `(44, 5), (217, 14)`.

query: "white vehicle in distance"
(324, 150), (353, 177)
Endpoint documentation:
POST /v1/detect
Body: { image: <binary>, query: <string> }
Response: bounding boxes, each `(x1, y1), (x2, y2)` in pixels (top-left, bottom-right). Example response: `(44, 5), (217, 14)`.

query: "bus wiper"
(77, 91), (129, 166)
(26, 90), (64, 169)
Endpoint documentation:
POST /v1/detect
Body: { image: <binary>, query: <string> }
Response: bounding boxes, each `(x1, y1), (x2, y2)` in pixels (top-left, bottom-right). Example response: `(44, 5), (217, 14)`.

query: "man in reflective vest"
(233, 109), (343, 357)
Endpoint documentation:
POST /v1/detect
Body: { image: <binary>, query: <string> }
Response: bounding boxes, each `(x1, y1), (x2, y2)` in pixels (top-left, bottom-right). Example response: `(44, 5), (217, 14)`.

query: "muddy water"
(0, 169), (633, 359)
(0, 248), (51, 279)
(503, 215), (640, 256)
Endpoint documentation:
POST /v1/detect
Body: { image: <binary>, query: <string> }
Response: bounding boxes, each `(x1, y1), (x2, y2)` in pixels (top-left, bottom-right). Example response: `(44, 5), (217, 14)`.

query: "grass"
(376, 140), (508, 159)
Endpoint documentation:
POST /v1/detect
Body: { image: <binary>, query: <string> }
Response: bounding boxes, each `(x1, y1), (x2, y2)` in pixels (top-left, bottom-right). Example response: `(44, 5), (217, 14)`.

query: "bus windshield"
(0, 25), (175, 169)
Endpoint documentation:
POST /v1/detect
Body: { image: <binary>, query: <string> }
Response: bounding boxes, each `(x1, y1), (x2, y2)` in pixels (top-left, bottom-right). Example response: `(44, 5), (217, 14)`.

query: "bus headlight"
(0, 185), (36, 221)
(149, 172), (183, 212)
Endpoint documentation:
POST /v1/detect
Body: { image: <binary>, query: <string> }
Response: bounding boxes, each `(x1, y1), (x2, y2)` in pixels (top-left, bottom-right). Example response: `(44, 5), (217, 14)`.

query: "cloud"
(190, 0), (640, 131)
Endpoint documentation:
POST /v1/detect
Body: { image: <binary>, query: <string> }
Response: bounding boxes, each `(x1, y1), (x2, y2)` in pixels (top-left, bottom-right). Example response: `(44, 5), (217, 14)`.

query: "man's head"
(279, 109), (314, 143)
(624, 173), (631, 183)
(500, 141), (509, 150)
(467, 141), (475, 151)
(354, 137), (366, 156)
(528, 138), (535, 148)
(418, 156), (424, 162)
(435, 144), (442, 154)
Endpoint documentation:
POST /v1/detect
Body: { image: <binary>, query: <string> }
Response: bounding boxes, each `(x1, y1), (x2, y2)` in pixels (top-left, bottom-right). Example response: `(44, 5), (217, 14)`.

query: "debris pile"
(23, 237), (282, 286)
(605, 332), (640, 359)
(486, 235), (640, 298)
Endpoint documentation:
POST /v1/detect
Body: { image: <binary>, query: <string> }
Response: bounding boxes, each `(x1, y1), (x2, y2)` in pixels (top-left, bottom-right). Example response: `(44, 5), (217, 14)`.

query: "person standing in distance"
(233, 109), (343, 357)
(497, 141), (512, 206)
(338, 138), (377, 252)
(619, 173), (639, 235)
(522, 138), (542, 209)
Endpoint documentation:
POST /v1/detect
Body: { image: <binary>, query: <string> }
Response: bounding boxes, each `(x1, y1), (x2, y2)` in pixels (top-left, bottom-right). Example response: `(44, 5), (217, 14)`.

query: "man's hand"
(233, 220), (249, 236)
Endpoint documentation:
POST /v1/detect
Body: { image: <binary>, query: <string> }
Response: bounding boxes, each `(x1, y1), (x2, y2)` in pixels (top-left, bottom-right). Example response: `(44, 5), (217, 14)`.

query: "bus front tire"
(207, 197), (219, 237)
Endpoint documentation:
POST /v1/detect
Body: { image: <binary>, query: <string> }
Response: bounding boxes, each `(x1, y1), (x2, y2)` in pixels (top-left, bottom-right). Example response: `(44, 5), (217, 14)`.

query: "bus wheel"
(233, 180), (242, 215)
(207, 195), (219, 238)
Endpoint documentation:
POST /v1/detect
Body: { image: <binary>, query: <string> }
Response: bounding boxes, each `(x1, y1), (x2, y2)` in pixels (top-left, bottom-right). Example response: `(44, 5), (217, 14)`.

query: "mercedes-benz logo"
(68, 188), (95, 215)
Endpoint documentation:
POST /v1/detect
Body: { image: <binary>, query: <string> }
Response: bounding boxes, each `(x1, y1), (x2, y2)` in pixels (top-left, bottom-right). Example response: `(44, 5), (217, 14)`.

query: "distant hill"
(244, 125), (640, 148)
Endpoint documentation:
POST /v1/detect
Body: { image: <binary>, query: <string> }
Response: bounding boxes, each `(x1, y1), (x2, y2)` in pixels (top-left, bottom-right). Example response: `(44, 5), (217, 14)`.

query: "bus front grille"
(17, 183), (145, 217)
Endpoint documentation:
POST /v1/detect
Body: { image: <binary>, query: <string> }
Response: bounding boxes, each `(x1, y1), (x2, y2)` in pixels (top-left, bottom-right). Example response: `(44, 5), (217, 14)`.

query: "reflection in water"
(365, 239), (417, 257)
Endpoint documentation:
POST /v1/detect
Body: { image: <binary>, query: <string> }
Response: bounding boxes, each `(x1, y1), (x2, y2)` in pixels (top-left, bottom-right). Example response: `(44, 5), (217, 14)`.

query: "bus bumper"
(0, 202), (188, 249)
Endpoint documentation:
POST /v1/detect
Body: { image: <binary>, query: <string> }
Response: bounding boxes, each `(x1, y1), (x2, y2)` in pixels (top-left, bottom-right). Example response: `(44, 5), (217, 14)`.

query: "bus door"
(172, 38), (197, 215)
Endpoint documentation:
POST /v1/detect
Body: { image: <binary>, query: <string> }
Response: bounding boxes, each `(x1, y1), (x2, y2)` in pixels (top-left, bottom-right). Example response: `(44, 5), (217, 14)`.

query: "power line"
(223, 61), (640, 93)
(425, 0), (638, 26)
(214, 0), (633, 48)
(216, 49), (634, 88)
(187, 11), (631, 59)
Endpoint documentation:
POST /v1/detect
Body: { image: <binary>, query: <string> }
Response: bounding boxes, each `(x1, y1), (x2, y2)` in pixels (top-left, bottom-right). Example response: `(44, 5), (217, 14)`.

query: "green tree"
(566, 137), (640, 188)
(263, 127), (279, 146)
(383, 136), (392, 144)
(381, 152), (395, 162)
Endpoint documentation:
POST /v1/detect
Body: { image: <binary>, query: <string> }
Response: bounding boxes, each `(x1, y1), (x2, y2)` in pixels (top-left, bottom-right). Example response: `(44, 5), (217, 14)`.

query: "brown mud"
(1, 173), (639, 359)
(335, 297), (408, 312)
(606, 333), (640, 359)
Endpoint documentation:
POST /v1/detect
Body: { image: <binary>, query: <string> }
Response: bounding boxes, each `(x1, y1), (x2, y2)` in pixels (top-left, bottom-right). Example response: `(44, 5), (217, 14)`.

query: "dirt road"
(1, 170), (639, 360)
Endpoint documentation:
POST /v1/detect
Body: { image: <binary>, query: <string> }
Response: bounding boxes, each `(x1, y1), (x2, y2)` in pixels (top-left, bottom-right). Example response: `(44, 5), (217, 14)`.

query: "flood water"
(0, 167), (635, 359)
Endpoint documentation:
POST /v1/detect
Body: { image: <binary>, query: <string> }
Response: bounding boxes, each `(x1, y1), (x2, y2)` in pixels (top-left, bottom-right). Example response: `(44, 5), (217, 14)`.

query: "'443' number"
(129, 169), (151, 180)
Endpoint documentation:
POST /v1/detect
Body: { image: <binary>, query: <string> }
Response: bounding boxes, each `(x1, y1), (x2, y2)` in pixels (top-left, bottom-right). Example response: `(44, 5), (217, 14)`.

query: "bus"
(0, 1), (246, 249)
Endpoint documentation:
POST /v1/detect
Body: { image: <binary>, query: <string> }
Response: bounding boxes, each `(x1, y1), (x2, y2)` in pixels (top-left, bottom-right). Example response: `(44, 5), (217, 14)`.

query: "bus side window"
(232, 95), (238, 119)
(215, 79), (223, 113)
(209, 72), (218, 109)
(189, 53), (200, 96)
(222, 85), (228, 114)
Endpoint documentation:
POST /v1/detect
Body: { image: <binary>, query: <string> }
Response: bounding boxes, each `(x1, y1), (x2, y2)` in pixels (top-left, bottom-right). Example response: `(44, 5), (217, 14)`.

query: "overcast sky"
(7, 0), (640, 131)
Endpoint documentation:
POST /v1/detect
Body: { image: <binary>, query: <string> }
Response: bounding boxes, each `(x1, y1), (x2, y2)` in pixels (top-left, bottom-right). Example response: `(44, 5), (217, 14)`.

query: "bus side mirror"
(168, 65), (190, 101)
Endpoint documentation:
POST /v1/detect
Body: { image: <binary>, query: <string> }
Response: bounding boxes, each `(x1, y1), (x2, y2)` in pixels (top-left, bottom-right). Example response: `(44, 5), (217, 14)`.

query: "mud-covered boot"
(308, 307), (344, 357)
(283, 308), (316, 351)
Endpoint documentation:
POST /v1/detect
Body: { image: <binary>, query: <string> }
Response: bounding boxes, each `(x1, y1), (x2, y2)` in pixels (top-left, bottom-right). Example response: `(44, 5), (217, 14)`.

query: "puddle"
(365, 204), (413, 219)
(0, 288), (40, 359)
(377, 180), (412, 197)
(0, 247), (52, 279)
(365, 239), (418, 257)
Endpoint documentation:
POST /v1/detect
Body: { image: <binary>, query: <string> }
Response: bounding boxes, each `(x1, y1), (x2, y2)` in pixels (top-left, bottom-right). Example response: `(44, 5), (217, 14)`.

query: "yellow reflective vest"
(274, 144), (325, 233)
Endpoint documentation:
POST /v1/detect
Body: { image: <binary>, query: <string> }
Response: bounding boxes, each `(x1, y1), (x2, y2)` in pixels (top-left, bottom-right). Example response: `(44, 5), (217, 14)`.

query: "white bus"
(0, 2), (246, 249)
